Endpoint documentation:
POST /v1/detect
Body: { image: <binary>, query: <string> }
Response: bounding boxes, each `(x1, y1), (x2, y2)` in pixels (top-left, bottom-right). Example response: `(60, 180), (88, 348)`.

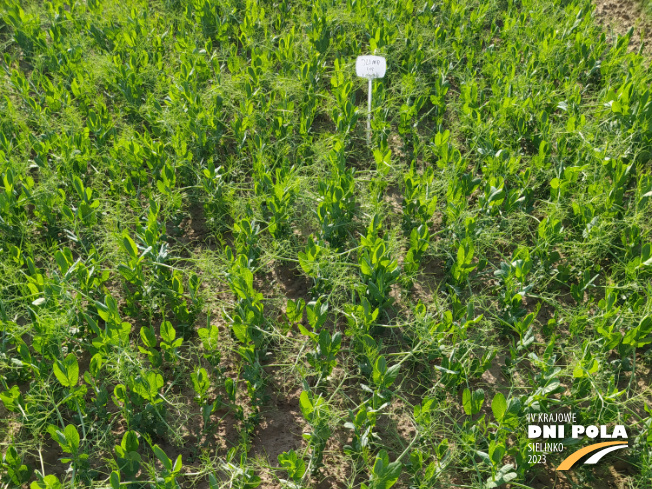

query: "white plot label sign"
(356, 55), (386, 79)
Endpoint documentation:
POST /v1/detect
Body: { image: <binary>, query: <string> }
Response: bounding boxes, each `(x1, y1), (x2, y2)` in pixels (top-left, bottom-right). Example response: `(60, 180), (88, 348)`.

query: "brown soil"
(248, 393), (304, 464)
(594, 0), (652, 54)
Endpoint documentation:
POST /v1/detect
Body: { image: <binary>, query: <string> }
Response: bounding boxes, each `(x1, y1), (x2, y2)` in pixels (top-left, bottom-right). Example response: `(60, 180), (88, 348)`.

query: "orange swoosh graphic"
(557, 441), (628, 470)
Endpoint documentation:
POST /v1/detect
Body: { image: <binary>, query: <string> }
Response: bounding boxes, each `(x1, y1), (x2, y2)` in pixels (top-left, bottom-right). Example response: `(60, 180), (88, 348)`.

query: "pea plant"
(358, 216), (400, 312)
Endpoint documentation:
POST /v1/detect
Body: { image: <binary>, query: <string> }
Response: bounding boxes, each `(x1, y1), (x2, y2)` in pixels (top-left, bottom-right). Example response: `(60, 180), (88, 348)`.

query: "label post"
(367, 77), (372, 144)
(356, 55), (386, 145)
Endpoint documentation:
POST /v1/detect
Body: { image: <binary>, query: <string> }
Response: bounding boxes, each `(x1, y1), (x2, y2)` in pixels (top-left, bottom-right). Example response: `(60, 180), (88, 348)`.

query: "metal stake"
(367, 76), (373, 145)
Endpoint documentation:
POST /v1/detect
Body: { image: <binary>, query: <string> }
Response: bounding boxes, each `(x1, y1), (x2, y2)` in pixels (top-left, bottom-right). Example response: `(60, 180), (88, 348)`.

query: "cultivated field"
(1, 0), (652, 488)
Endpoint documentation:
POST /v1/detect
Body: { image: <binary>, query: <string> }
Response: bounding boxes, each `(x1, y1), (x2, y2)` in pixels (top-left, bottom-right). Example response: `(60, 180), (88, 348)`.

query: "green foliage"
(30, 475), (62, 489)
(317, 169), (356, 250)
(403, 163), (437, 232)
(53, 353), (79, 388)
(462, 388), (485, 416)
(220, 451), (261, 489)
(361, 450), (402, 489)
(358, 216), (399, 310)
(139, 325), (162, 368)
(152, 444), (183, 489)
(298, 314), (342, 384)
(623, 315), (652, 348)
(485, 464), (517, 488)
(201, 162), (227, 232)
(255, 166), (298, 239)
(114, 431), (141, 478)
(299, 390), (331, 473)
(159, 321), (183, 362)
(47, 424), (80, 455)
(404, 225), (430, 275)
(1, 0), (652, 487)
(197, 323), (221, 367)
(1, 445), (33, 485)
(278, 449), (306, 483)
(451, 238), (476, 286)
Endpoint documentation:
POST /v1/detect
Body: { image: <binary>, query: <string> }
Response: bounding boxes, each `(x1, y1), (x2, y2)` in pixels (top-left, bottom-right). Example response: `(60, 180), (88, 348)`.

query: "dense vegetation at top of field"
(1, 0), (652, 487)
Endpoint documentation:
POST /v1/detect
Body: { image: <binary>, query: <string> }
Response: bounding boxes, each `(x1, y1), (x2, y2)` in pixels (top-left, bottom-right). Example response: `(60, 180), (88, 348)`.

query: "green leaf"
(160, 321), (176, 344)
(232, 319), (251, 345)
(278, 450), (306, 481)
(64, 425), (80, 454)
(72, 175), (84, 198)
(372, 355), (388, 386)
(209, 474), (219, 489)
(153, 444), (172, 471)
(89, 353), (103, 378)
(457, 240), (473, 265)
(121, 430), (139, 452)
(116, 450), (141, 478)
(198, 324), (220, 350)
(491, 393), (507, 422)
(31, 475), (62, 489)
(384, 363), (400, 389)
(140, 326), (157, 348)
(224, 378), (237, 403)
(156, 179), (168, 195)
(639, 316), (652, 336)
(299, 391), (313, 419)
(360, 257), (374, 276)
(623, 316), (652, 347)
(371, 450), (402, 489)
(297, 323), (315, 339)
(47, 425), (69, 453)
(5, 445), (20, 465)
(4, 445), (32, 484)
(53, 353), (79, 388)
(191, 368), (210, 397)
(306, 300), (328, 329)
(485, 464), (517, 488)
(172, 454), (182, 472)
(286, 298), (305, 323)
(436, 439), (449, 460)
(0, 385), (23, 412)
(462, 388), (472, 415)
(110, 471), (120, 489)
(489, 442), (505, 465)
(54, 249), (72, 275)
(113, 384), (127, 404)
(462, 388), (484, 416)
(132, 371), (164, 402)
(122, 235), (138, 259)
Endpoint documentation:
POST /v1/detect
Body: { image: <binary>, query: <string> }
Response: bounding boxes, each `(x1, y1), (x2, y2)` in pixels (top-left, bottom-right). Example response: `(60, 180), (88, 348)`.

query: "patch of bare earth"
(594, 0), (652, 54)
